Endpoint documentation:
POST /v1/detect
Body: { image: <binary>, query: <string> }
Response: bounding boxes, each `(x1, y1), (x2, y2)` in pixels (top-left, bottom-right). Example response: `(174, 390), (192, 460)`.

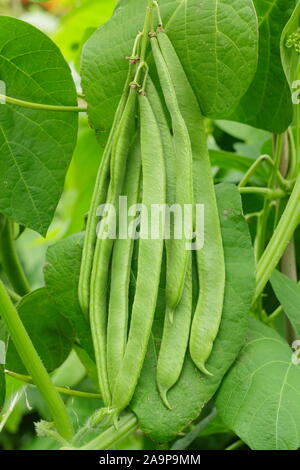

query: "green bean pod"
(156, 254), (192, 409)
(107, 136), (141, 390)
(78, 68), (134, 317)
(90, 89), (137, 406)
(146, 76), (176, 304)
(145, 77), (176, 207)
(112, 93), (166, 414)
(145, 76), (192, 406)
(151, 37), (194, 319)
(157, 31), (225, 375)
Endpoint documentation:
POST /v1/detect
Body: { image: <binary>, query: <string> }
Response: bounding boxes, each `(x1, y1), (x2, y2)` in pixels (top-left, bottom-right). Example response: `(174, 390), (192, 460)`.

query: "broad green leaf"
(130, 183), (256, 442)
(82, 0), (258, 132)
(229, 0), (295, 133)
(280, 1), (300, 86)
(166, 0), (258, 117)
(271, 270), (300, 337)
(53, 0), (116, 62)
(0, 17), (78, 236)
(216, 317), (300, 450)
(44, 233), (94, 360)
(6, 288), (74, 374)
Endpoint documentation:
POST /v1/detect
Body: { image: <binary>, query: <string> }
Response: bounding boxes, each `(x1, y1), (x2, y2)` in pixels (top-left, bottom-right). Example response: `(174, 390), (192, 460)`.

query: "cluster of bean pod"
(79, 4), (225, 419)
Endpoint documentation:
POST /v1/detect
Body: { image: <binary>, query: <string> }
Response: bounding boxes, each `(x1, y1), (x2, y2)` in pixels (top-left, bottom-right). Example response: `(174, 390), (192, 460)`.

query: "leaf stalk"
(0, 94), (87, 112)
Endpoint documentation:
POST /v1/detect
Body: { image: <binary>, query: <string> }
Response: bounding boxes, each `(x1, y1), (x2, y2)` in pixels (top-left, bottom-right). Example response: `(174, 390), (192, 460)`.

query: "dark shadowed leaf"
(229, 0), (295, 132)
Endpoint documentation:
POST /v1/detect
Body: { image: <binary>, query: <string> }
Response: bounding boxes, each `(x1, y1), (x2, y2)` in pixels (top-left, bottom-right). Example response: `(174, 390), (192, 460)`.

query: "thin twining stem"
(5, 370), (102, 400)
(0, 94), (87, 112)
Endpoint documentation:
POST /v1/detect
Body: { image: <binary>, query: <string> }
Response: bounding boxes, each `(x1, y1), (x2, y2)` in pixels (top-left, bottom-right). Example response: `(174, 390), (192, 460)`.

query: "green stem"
(253, 135), (286, 317)
(281, 238), (297, 342)
(0, 280), (73, 440)
(64, 413), (138, 450)
(254, 135), (284, 263)
(238, 154), (273, 188)
(0, 94), (87, 112)
(140, 0), (154, 62)
(255, 170), (300, 300)
(239, 153), (292, 192)
(296, 97), (300, 171)
(5, 370), (101, 399)
(0, 218), (30, 296)
(272, 134), (284, 184)
(153, 1), (163, 26)
(288, 128), (297, 179)
(273, 133), (291, 230)
(225, 439), (244, 450)
(245, 211), (262, 222)
(5, 286), (21, 303)
(129, 2), (153, 88)
(131, 31), (143, 59)
(265, 304), (284, 324)
(238, 187), (285, 198)
(140, 63), (150, 93)
(277, 173), (294, 192)
(254, 201), (271, 263)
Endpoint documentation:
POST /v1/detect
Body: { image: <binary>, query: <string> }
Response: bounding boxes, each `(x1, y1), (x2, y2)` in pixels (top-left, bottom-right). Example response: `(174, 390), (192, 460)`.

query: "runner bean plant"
(0, 0), (299, 451)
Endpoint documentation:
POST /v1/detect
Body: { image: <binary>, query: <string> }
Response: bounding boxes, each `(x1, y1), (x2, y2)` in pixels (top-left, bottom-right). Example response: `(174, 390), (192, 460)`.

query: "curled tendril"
(286, 31), (300, 53)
